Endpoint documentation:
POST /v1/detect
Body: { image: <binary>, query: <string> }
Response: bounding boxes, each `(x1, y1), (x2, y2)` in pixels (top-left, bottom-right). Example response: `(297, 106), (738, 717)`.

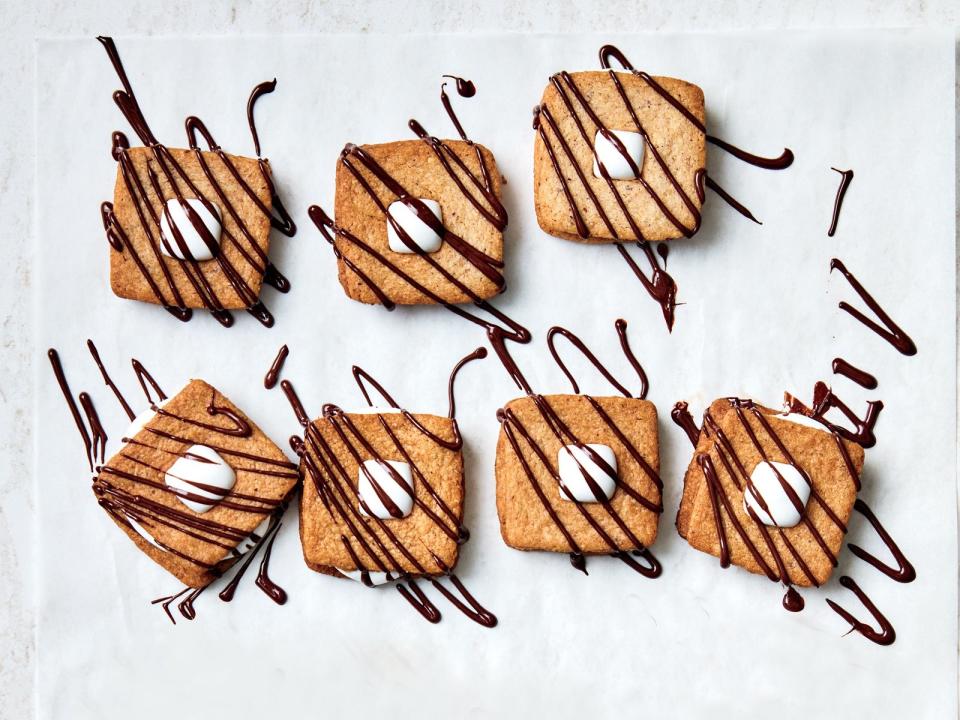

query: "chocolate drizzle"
(826, 576), (896, 646)
(831, 357), (878, 390)
(534, 44), (793, 330)
(48, 348), (103, 471)
(670, 401), (701, 446)
(87, 339), (136, 420)
(287, 347), (496, 627)
(264, 344), (289, 389)
(848, 500), (916, 583)
(830, 258), (917, 356)
(497, 318), (663, 577)
(805, 381), (883, 449)
(446, 347), (487, 418)
(96, 37), (296, 328)
(827, 168), (854, 237)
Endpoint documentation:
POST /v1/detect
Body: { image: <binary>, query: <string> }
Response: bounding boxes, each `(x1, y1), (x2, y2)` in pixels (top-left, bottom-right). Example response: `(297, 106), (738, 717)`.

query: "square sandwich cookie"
(332, 139), (505, 305)
(299, 409), (465, 582)
(495, 394), (661, 559)
(676, 398), (865, 588)
(94, 379), (299, 588)
(533, 68), (705, 243)
(109, 146), (275, 311)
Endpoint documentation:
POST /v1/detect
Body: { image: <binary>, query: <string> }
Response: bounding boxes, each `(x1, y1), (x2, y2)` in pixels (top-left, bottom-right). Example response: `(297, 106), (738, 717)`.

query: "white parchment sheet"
(35, 32), (955, 718)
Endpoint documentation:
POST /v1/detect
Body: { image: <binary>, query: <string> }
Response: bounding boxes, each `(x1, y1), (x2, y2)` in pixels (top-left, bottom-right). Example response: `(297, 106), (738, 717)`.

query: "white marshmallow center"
(592, 129), (644, 180)
(744, 460), (810, 528)
(123, 407), (159, 440)
(335, 568), (396, 586)
(557, 443), (617, 503)
(386, 198), (443, 254)
(358, 459), (415, 518)
(126, 516), (164, 549)
(235, 516), (272, 555)
(164, 444), (236, 514)
(159, 198), (222, 261)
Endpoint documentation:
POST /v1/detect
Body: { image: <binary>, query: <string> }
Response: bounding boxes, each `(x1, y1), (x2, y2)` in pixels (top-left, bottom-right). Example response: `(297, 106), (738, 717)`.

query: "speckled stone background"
(2, 2), (957, 718)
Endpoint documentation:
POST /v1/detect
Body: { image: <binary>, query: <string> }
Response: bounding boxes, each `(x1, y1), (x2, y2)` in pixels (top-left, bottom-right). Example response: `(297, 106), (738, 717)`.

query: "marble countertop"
(2, 1), (957, 718)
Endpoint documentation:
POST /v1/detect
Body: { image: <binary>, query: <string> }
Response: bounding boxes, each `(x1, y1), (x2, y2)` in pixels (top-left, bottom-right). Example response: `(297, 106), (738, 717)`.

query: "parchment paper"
(35, 31), (956, 719)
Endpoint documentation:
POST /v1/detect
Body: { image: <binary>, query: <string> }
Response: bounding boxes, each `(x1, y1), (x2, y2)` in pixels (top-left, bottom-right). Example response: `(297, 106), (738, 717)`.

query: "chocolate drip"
(827, 168), (854, 237)
(808, 381), (883, 448)
(831, 357), (878, 390)
(546, 319), (648, 399)
(48, 348), (96, 471)
(156, 509), (292, 623)
(704, 174), (761, 224)
(440, 76), (473, 141)
(264, 344), (289, 389)
(246, 79), (276, 158)
(537, 44), (792, 329)
(848, 500), (916, 583)
(495, 319), (663, 577)
(130, 358), (165, 404)
(97, 37), (295, 328)
(429, 568), (498, 627)
(446, 347), (487, 419)
(255, 527), (288, 604)
(671, 401), (701, 447)
(396, 580), (442, 623)
(349, 364), (465, 451)
(263, 263), (291, 293)
(280, 379), (310, 427)
(79, 392), (108, 467)
(151, 586), (198, 624)
(830, 258), (916, 356)
(218, 515), (286, 604)
(616, 242), (678, 331)
(87, 339), (136, 420)
(614, 548), (662, 578)
(826, 576), (896, 646)
(101, 202), (124, 251)
(693, 398), (860, 610)
(705, 137), (795, 170)
(443, 74), (476, 98)
(783, 587), (805, 612)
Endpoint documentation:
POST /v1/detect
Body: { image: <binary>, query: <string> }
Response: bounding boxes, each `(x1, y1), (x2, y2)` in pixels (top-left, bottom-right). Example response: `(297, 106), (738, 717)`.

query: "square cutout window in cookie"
(299, 409), (465, 581)
(331, 139), (506, 306)
(495, 395), (661, 562)
(676, 398), (865, 590)
(533, 70), (706, 243)
(94, 379), (299, 588)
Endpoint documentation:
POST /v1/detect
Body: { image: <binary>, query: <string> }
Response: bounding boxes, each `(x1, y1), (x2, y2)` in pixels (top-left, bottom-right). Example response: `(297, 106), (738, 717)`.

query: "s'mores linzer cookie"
(533, 45), (706, 243)
(675, 398), (865, 609)
(291, 348), (497, 626)
(311, 76), (508, 307)
(94, 378), (299, 589)
(97, 37), (295, 328)
(299, 408), (465, 581)
(494, 320), (663, 576)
